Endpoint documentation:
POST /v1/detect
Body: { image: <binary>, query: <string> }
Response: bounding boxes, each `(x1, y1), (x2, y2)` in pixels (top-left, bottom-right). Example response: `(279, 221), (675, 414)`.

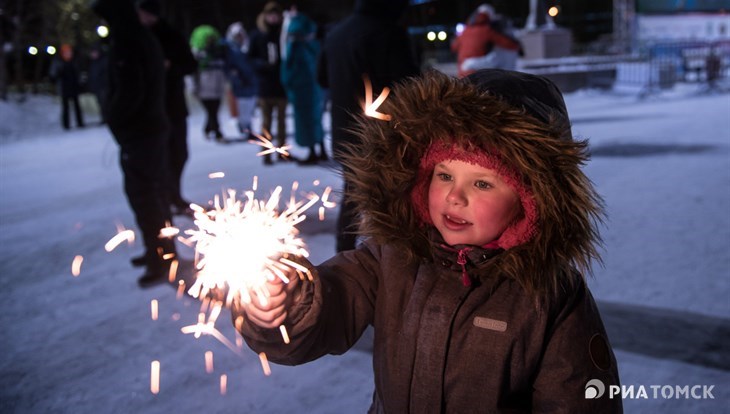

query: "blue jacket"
(224, 40), (257, 98)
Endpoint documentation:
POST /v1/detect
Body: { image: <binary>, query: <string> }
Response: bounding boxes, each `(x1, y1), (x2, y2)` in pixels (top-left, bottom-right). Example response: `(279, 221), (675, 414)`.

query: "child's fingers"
(244, 302), (287, 328)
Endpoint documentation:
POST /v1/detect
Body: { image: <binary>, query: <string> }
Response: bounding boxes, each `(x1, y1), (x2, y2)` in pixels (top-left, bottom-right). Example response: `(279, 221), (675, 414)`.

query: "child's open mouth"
(443, 214), (472, 230)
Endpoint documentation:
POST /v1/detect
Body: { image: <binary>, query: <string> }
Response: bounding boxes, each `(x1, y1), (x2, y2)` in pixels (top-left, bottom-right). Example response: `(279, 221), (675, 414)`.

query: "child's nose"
(446, 186), (467, 205)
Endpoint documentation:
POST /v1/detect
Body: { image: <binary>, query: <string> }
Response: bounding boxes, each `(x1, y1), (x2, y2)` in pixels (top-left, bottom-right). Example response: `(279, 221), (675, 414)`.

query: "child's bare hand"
(243, 272), (300, 329)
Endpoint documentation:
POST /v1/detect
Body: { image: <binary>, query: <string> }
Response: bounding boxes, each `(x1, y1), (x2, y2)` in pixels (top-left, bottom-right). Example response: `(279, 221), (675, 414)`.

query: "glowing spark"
(168, 259), (178, 283)
(172, 313), (181, 321)
(319, 206), (325, 221)
(181, 317), (242, 356)
(248, 131), (291, 157)
(259, 352), (272, 376)
(159, 226), (180, 238)
(151, 299), (158, 321)
(362, 75), (392, 121)
(205, 351), (214, 373)
(71, 255), (83, 277)
(150, 361), (160, 394)
(209, 172), (225, 179)
(252, 176), (258, 191)
(176, 280), (186, 300)
(279, 325), (290, 344)
(183, 187), (311, 307)
(313, 179), (320, 186)
(104, 229), (135, 252)
(220, 374), (227, 395)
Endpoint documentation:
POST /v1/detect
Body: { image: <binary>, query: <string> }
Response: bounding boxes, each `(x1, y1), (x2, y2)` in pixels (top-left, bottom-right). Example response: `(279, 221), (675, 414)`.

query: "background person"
(137, 0), (199, 216)
(248, 1), (288, 165)
(317, 0), (420, 252)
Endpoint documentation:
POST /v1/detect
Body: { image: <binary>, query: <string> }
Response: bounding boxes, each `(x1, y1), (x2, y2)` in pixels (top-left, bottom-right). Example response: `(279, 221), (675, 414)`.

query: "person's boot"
(137, 253), (175, 288)
(130, 253), (147, 268)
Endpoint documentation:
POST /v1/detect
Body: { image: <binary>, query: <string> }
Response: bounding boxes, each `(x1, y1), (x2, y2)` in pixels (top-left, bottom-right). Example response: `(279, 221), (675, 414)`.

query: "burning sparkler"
(182, 183), (331, 307)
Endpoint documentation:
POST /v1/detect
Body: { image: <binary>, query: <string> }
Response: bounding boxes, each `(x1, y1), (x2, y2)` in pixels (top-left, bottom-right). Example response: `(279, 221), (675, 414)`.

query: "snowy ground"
(0, 81), (728, 413)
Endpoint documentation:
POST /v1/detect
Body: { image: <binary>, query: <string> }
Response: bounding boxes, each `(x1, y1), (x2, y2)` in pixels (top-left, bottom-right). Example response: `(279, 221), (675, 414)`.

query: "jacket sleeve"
(531, 278), (623, 413)
(235, 241), (382, 365)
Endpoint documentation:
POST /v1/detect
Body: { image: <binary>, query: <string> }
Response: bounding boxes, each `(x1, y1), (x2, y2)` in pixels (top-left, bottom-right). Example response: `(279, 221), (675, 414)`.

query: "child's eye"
(475, 180), (492, 190)
(436, 172), (452, 181)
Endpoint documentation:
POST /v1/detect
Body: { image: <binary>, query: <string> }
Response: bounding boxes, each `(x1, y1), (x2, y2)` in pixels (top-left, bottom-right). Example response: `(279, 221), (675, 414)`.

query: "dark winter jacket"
(149, 18), (198, 119)
(49, 58), (81, 98)
(316, 0), (419, 161)
(248, 11), (286, 99)
(224, 40), (257, 98)
(91, 0), (168, 139)
(238, 70), (622, 413)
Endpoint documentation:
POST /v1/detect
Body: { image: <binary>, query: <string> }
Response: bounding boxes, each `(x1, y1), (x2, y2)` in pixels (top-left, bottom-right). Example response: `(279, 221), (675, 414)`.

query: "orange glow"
(362, 75), (392, 121)
(168, 259), (178, 283)
(71, 255), (83, 277)
(150, 361), (160, 394)
(150, 299), (158, 321)
(220, 374), (227, 395)
(104, 229), (135, 252)
(259, 352), (272, 376)
(205, 351), (214, 374)
(279, 325), (290, 344)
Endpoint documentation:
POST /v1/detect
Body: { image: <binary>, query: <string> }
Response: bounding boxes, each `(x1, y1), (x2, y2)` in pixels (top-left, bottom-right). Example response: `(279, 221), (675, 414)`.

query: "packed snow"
(0, 80), (728, 413)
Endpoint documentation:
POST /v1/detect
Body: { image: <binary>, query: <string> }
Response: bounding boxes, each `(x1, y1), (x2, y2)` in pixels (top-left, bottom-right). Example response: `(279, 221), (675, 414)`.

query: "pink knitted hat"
(410, 141), (538, 250)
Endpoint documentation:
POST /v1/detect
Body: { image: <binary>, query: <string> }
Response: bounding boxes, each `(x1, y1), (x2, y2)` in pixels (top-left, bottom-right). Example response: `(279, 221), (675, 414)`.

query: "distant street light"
(548, 6), (559, 17)
(427, 31), (436, 41)
(28, 46), (38, 55)
(97, 25), (109, 38)
(437, 31), (447, 41)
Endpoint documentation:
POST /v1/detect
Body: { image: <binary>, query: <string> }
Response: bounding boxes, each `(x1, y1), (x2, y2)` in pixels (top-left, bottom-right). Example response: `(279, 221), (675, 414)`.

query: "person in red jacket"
(451, 4), (521, 77)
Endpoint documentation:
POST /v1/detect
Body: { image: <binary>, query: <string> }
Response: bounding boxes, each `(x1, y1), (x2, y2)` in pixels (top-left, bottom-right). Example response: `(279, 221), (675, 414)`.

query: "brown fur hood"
(340, 69), (604, 301)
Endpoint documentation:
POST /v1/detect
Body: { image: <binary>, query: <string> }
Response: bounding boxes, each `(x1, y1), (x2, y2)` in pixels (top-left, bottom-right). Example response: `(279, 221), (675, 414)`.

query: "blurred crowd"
(50, 0), (519, 286)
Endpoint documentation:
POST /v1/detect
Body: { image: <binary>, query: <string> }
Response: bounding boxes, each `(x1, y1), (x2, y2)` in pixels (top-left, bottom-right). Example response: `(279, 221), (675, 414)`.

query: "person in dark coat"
(235, 69), (623, 413)
(91, 0), (176, 288)
(224, 22), (258, 136)
(137, 0), (199, 216)
(317, 0), (420, 252)
(248, 1), (288, 165)
(49, 44), (85, 130)
(87, 42), (109, 124)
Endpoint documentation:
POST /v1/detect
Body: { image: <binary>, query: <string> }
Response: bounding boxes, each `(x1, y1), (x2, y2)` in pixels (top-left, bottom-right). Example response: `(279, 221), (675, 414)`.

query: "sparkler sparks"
(150, 360), (160, 394)
(259, 352), (272, 376)
(182, 185), (323, 307)
(71, 255), (83, 277)
(248, 131), (292, 158)
(104, 229), (135, 252)
(362, 75), (392, 121)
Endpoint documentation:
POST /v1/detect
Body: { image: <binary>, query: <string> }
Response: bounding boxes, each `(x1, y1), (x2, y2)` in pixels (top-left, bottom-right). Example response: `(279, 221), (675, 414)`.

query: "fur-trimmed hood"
(341, 69), (604, 300)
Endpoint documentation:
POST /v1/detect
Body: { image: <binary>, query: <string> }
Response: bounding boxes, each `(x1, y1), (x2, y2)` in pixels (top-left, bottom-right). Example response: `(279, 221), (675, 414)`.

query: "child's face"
(428, 160), (521, 246)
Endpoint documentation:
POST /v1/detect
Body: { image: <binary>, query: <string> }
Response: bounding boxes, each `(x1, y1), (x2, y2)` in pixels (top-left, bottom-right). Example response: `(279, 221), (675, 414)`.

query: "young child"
(233, 69), (623, 413)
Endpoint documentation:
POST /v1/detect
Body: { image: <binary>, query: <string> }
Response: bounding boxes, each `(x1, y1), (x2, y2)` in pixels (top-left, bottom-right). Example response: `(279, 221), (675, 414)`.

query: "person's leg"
(168, 115), (189, 207)
(201, 99), (216, 137)
(119, 133), (176, 285)
(209, 98), (222, 139)
(61, 96), (71, 129)
(72, 94), (84, 127)
(259, 98), (274, 164)
(274, 97), (288, 149)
